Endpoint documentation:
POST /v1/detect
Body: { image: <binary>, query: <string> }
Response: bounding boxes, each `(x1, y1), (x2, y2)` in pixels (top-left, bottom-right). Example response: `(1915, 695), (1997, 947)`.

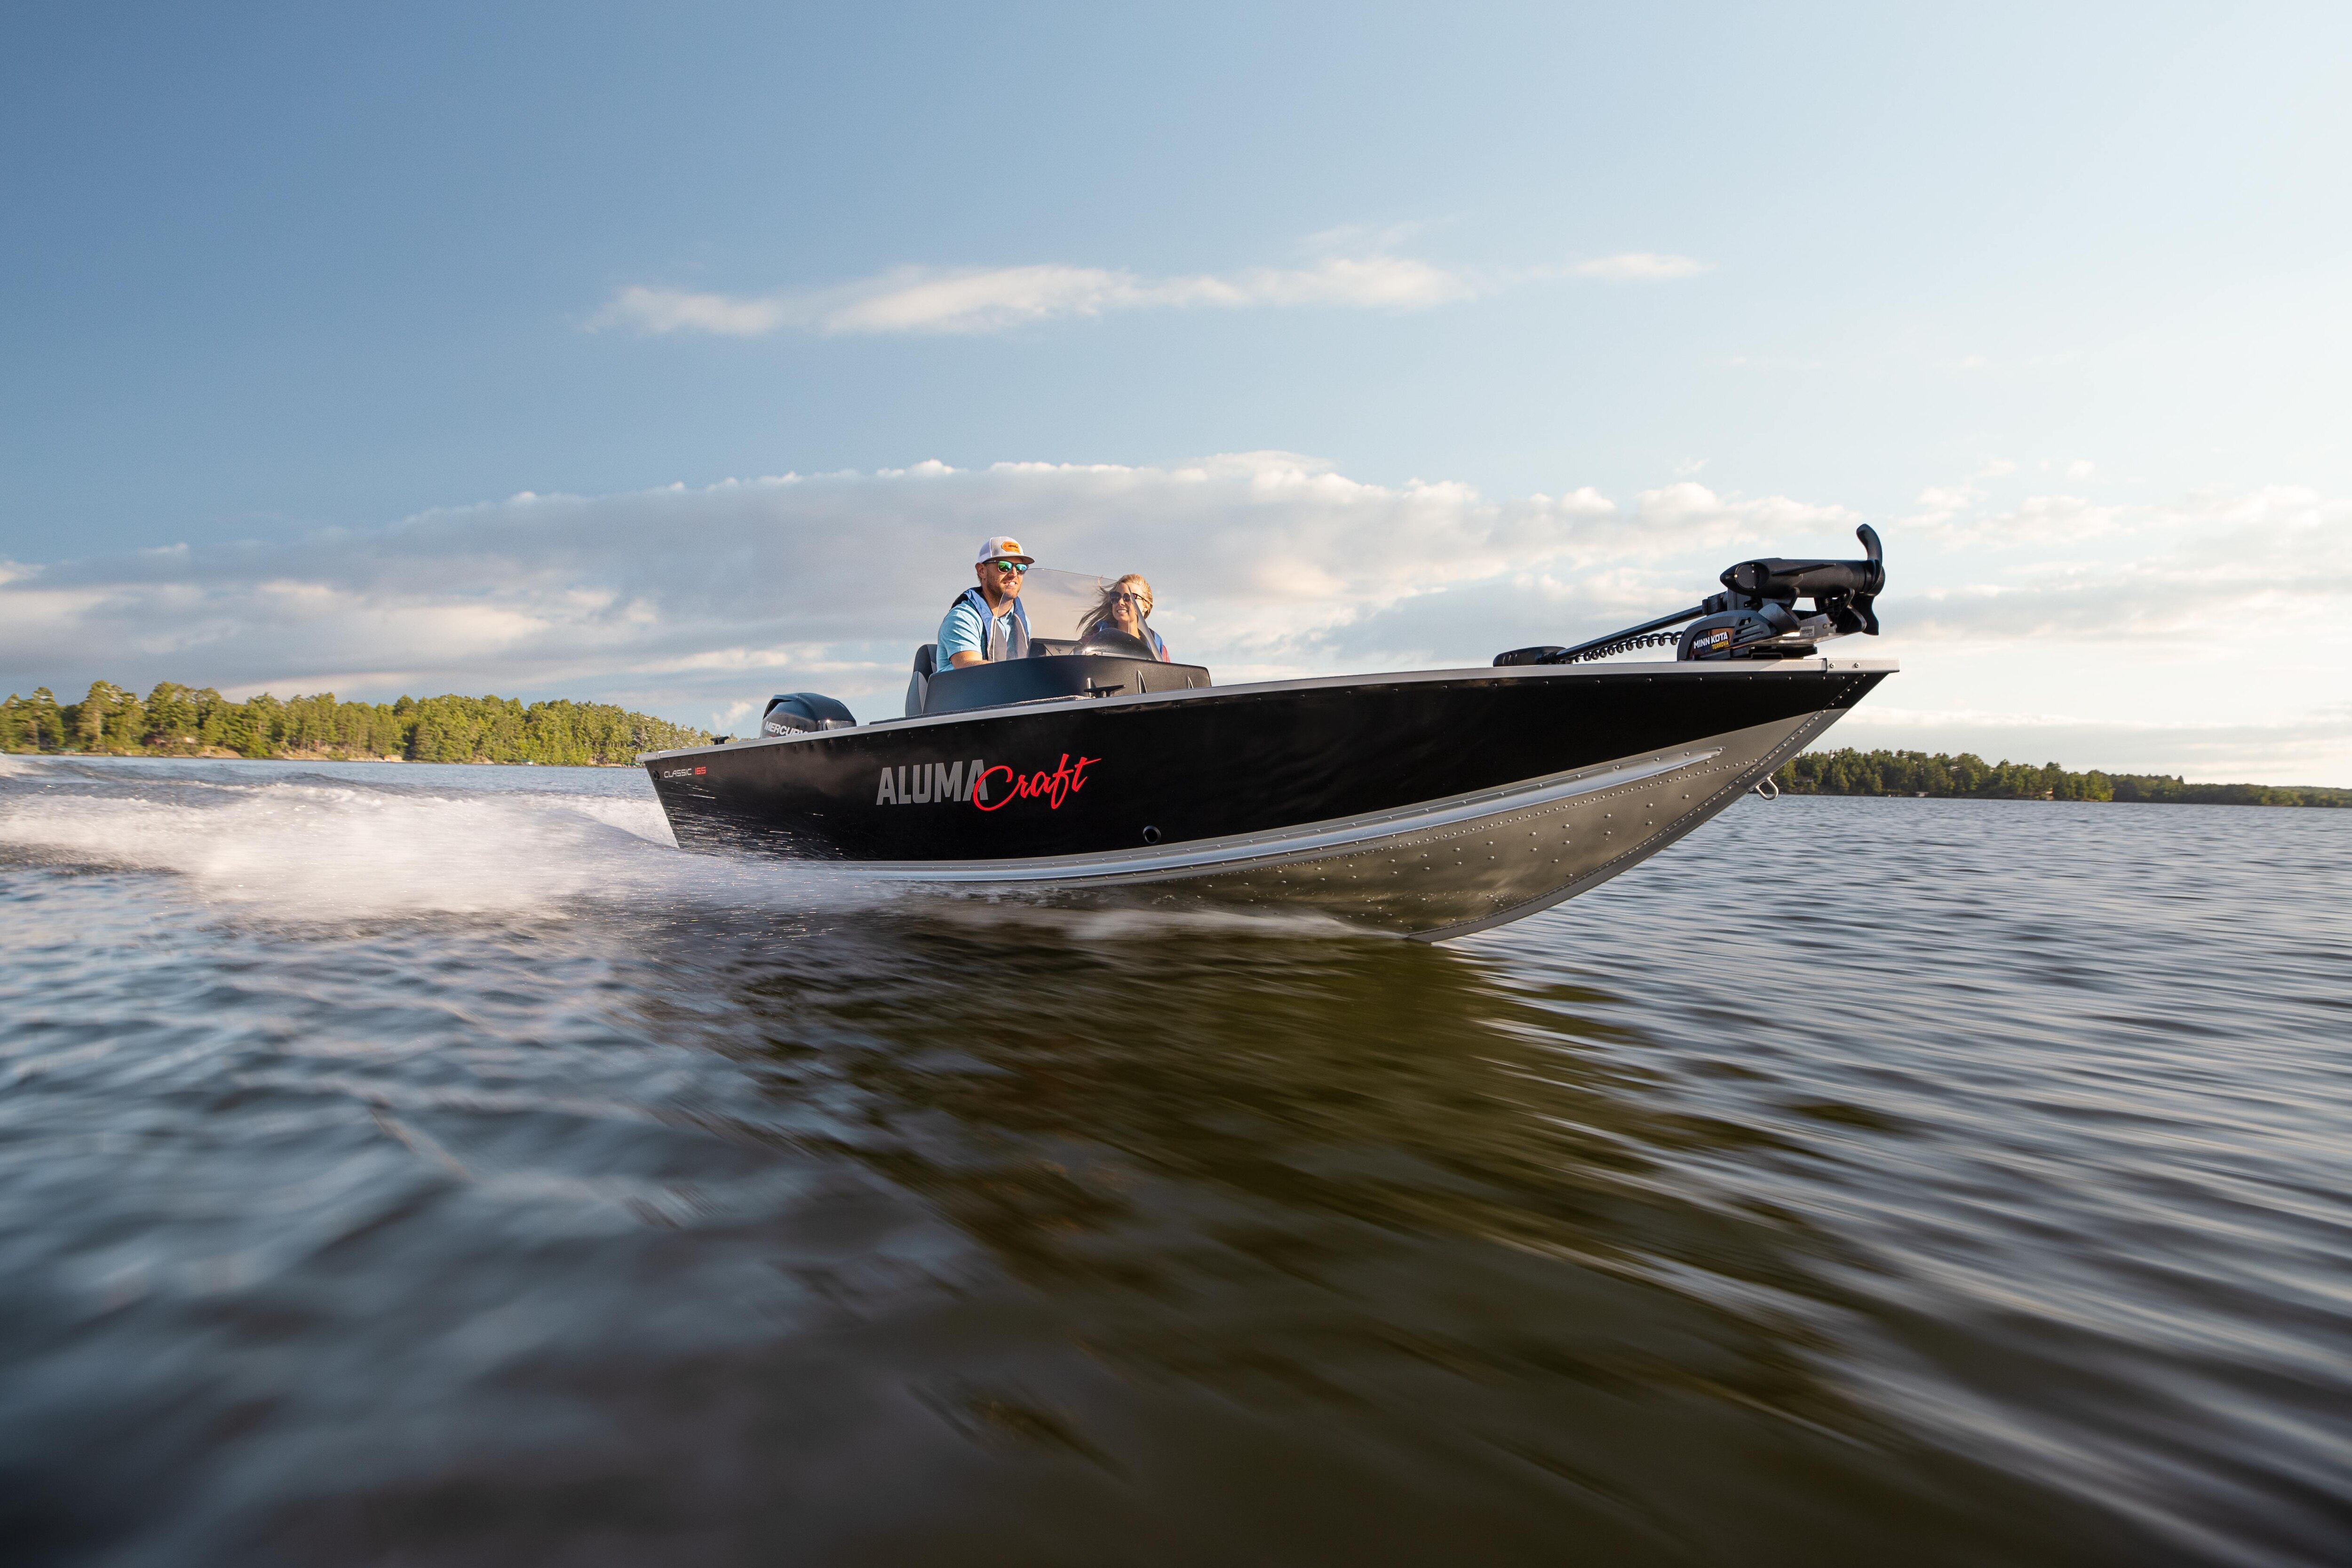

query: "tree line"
(1773, 748), (2351, 807)
(0, 681), (710, 765)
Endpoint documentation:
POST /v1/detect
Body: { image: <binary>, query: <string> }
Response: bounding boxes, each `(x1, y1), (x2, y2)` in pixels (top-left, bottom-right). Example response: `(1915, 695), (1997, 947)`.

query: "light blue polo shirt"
(937, 591), (1024, 664)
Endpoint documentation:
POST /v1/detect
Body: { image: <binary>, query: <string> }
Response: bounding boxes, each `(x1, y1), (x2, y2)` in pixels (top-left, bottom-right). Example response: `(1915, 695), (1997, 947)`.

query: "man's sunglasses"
(987, 559), (1030, 573)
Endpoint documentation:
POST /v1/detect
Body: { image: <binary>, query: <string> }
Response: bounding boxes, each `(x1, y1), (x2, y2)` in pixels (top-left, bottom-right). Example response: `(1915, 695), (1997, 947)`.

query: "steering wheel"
(1075, 628), (1156, 659)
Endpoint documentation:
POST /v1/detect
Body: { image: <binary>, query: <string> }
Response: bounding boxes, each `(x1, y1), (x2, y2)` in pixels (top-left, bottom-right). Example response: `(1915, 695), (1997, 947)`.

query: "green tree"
(0, 694), (32, 752)
(109, 691), (148, 753)
(24, 688), (67, 751)
(238, 694), (286, 758)
(72, 682), (119, 750)
(193, 689), (235, 750)
(143, 682), (199, 751)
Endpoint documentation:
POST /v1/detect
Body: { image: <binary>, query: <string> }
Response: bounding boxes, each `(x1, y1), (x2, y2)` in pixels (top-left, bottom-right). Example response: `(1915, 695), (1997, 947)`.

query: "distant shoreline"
(11, 751), (643, 768)
(1774, 748), (2349, 808)
(1, 682), (711, 765)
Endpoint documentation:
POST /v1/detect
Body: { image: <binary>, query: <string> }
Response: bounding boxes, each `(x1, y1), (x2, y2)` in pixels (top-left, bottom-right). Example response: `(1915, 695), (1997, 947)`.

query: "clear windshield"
(1014, 567), (1112, 641)
(1014, 566), (1160, 652)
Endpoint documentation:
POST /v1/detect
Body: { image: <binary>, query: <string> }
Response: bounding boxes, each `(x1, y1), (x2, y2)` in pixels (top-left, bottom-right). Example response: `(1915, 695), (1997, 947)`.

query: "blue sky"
(4, 4), (2349, 779)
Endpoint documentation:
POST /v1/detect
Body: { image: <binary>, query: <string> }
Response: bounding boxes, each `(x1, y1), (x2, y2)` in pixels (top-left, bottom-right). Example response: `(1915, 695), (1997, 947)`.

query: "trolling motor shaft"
(1495, 525), (1884, 667)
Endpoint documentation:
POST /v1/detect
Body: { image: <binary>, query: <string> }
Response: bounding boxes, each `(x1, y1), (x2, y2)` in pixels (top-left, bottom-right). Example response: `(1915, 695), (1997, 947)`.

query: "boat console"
(921, 652), (1209, 716)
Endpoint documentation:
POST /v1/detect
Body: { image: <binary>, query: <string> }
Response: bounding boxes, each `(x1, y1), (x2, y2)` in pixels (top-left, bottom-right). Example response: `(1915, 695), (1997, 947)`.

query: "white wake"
(0, 764), (876, 920)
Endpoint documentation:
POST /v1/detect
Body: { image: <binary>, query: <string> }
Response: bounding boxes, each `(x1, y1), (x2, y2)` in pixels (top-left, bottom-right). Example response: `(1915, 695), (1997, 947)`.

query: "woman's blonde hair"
(1080, 573), (1154, 634)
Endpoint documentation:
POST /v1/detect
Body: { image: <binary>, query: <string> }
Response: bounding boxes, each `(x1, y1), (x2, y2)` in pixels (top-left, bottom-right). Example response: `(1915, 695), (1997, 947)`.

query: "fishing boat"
(643, 528), (1893, 940)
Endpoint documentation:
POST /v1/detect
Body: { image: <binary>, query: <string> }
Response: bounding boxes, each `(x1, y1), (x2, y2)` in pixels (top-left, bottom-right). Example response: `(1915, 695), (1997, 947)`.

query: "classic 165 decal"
(875, 754), (1100, 811)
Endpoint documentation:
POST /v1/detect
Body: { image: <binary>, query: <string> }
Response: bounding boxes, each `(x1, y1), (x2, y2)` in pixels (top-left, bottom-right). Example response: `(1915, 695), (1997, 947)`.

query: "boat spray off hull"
(643, 657), (1894, 940)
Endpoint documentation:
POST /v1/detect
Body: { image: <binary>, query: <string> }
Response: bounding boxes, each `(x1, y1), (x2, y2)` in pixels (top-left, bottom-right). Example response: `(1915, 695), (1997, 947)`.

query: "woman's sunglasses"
(1108, 590), (1145, 603)
(987, 559), (1030, 573)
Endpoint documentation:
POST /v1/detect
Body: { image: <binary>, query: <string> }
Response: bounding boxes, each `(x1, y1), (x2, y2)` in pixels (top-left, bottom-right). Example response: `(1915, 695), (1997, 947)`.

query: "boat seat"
(905, 643), (938, 717)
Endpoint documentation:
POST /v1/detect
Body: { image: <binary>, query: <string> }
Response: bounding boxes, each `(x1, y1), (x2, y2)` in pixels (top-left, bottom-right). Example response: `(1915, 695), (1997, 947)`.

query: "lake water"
(2, 755), (2346, 1566)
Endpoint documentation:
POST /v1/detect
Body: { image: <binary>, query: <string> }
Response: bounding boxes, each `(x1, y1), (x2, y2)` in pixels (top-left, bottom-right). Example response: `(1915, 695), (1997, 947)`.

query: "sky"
(3, 2), (2348, 780)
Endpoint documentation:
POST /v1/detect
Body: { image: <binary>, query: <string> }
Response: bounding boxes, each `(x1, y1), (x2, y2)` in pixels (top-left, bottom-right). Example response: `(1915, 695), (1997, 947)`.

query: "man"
(938, 536), (1035, 668)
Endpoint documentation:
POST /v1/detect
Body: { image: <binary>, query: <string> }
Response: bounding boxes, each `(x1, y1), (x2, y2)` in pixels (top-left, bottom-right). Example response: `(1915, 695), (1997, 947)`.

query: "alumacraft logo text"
(875, 754), (1099, 811)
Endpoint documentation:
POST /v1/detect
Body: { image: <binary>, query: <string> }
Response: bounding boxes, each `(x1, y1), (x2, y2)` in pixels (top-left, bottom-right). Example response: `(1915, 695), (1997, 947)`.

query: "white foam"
(0, 760), (1383, 940)
(0, 772), (867, 920)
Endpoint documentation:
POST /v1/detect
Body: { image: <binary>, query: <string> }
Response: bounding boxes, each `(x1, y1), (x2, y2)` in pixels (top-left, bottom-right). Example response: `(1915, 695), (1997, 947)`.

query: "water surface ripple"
(1, 757), (2346, 1565)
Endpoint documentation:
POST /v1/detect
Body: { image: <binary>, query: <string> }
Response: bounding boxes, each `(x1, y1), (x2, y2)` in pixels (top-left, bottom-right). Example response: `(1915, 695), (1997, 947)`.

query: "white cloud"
(1910, 482), (2339, 556)
(1630, 481), (1858, 541)
(1570, 252), (1709, 281)
(591, 287), (793, 336)
(8, 463), (2345, 780)
(1874, 486), (2352, 650)
(593, 243), (1712, 337)
(0, 460), (1873, 722)
(0, 455), (1692, 720)
(595, 255), (1480, 337)
(1902, 490), (2126, 545)
(2066, 459), (2098, 479)
(1910, 485), (1978, 526)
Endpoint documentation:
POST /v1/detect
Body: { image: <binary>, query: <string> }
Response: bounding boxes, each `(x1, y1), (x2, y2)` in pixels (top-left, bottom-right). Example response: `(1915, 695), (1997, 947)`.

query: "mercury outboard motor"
(762, 692), (858, 736)
(1494, 526), (1884, 667)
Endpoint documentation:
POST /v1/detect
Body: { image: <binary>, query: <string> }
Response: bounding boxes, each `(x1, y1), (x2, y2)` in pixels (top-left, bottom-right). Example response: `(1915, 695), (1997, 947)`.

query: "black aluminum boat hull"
(644, 657), (1893, 940)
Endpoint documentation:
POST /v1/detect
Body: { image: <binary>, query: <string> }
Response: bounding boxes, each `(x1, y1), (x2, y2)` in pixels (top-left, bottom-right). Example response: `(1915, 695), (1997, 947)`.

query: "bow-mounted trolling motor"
(1494, 525), (1885, 666)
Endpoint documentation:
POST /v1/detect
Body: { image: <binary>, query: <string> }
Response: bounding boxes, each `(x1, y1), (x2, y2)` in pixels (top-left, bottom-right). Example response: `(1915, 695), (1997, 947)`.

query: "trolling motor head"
(1494, 525), (1886, 666)
(1677, 524), (1884, 660)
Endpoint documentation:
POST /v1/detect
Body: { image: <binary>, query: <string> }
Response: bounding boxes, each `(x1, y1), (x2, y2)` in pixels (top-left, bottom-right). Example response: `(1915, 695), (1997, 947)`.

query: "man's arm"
(937, 599), (987, 669)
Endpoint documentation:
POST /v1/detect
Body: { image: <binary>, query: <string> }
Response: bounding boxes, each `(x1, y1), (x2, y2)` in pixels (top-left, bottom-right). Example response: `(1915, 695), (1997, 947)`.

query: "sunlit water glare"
(2, 756), (2346, 1565)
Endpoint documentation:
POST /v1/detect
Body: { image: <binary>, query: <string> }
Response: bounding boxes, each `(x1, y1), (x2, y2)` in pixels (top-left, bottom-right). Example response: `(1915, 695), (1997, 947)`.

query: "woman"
(1077, 573), (1170, 661)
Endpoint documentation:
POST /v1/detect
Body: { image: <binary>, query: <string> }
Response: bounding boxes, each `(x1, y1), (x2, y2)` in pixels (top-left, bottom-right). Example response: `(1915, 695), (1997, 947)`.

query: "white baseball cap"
(975, 535), (1034, 565)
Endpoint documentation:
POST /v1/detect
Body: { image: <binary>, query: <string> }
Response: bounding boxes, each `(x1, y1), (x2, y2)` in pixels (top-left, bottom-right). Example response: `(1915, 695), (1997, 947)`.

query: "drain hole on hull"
(1141, 825), (1162, 844)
